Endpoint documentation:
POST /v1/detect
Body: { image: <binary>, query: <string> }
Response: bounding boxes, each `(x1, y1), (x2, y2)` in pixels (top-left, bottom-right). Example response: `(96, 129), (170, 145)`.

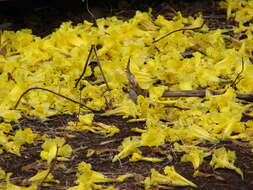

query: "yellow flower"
(112, 136), (141, 162)
(141, 122), (167, 146)
(14, 128), (37, 145)
(6, 173), (38, 190)
(0, 168), (5, 180)
(210, 147), (243, 179)
(181, 148), (211, 169)
(40, 137), (72, 164)
(129, 152), (163, 162)
(70, 162), (133, 190)
(144, 166), (196, 189)
(28, 169), (59, 184)
(0, 123), (13, 133)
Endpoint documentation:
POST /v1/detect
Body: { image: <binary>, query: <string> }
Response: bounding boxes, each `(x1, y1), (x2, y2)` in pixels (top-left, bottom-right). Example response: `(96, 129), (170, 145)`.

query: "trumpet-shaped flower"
(40, 137), (72, 164)
(28, 169), (59, 184)
(69, 162), (133, 190)
(144, 166), (197, 189)
(129, 152), (163, 162)
(210, 147), (243, 179)
(112, 136), (141, 162)
(181, 148), (211, 169)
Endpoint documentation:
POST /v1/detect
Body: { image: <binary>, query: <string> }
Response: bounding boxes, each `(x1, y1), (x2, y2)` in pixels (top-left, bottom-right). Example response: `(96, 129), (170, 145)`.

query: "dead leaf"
(0, 46), (6, 56)
(126, 58), (148, 103)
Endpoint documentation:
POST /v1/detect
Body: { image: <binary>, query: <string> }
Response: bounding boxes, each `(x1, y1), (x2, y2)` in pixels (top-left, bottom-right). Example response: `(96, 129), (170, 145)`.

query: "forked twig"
(93, 45), (111, 91)
(14, 87), (101, 113)
(74, 45), (113, 109)
(153, 22), (205, 43)
(75, 45), (94, 88)
(75, 45), (111, 90)
(93, 46), (113, 109)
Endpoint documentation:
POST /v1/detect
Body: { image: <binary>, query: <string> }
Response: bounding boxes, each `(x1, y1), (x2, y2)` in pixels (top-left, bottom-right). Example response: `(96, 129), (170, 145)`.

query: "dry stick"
(14, 87), (101, 113)
(84, 0), (97, 24)
(93, 45), (111, 91)
(162, 90), (221, 97)
(76, 87), (83, 126)
(162, 89), (253, 102)
(153, 22), (205, 43)
(93, 46), (113, 109)
(75, 45), (94, 88)
(231, 57), (245, 89)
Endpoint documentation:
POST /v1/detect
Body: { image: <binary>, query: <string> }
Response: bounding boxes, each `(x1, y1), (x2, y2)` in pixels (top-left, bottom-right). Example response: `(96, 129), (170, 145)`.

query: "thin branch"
(94, 45), (113, 109)
(231, 57), (245, 89)
(236, 93), (253, 102)
(75, 45), (94, 88)
(84, 0), (97, 24)
(93, 45), (111, 91)
(14, 87), (101, 113)
(76, 86), (83, 126)
(153, 22), (205, 43)
(162, 90), (220, 97)
(162, 89), (253, 102)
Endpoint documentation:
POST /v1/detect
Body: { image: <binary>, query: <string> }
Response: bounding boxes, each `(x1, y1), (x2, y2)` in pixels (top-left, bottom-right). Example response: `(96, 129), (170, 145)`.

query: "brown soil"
(0, 0), (252, 190)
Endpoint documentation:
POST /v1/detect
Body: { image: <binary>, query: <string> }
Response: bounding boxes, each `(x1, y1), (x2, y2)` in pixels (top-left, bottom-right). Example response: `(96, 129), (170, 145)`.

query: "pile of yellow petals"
(0, 0), (253, 189)
(66, 113), (119, 137)
(0, 123), (37, 156)
(220, 0), (253, 32)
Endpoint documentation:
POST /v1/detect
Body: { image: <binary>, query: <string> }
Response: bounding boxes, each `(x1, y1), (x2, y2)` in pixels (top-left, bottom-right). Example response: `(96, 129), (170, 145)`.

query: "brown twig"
(14, 87), (101, 113)
(76, 87), (83, 126)
(93, 45), (113, 109)
(231, 57), (245, 89)
(93, 45), (111, 91)
(153, 22), (205, 43)
(75, 45), (94, 88)
(162, 89), (253, 101)
(162, 90), (221, 97)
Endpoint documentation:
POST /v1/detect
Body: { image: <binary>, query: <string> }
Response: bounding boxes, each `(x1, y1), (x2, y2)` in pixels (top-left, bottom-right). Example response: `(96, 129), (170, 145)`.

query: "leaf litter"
(0, 0), (253, 189)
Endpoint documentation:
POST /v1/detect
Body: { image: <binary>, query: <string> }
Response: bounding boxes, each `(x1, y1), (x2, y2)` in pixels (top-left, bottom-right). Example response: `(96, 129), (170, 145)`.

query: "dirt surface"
(0, 0), (253, 190)
(1, 114), (252, 190)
